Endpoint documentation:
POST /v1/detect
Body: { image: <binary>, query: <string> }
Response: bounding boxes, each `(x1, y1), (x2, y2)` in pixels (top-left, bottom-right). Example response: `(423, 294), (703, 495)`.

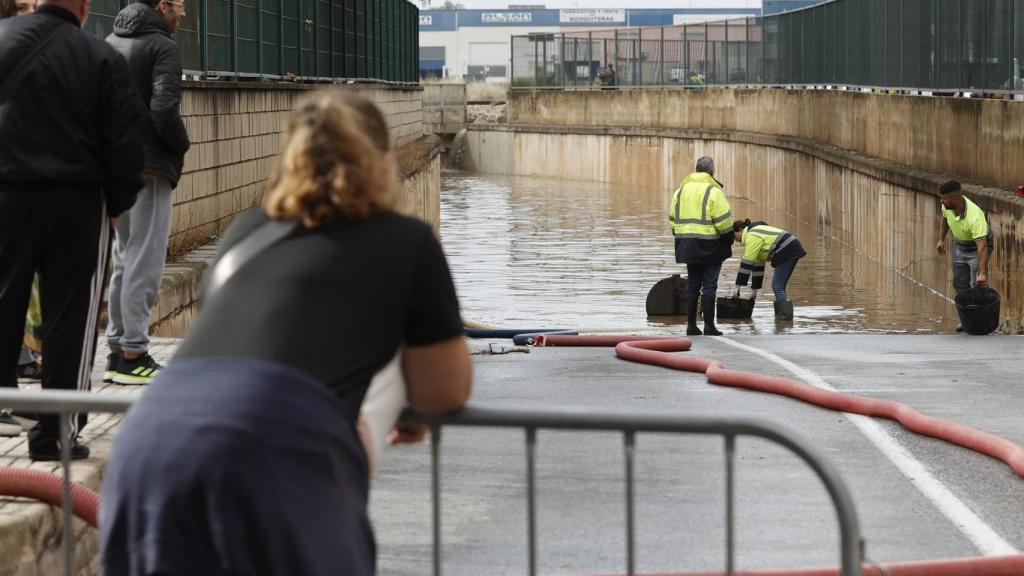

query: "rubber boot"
(701, 295), (722, 336)
(685, 297), (702, 336)
(774, 300), (794, 321)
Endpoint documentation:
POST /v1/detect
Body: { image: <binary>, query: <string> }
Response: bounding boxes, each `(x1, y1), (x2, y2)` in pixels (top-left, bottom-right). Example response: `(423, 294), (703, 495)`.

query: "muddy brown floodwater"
(440, 172), (958, 334)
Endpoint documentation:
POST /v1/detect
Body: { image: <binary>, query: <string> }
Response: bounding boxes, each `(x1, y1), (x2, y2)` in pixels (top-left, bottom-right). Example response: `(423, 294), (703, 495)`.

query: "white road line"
(714, 336), (1018, 556)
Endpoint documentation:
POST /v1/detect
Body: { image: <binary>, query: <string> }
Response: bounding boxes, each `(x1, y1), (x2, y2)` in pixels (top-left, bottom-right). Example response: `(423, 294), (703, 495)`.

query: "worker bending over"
(729, 219), (806, 320)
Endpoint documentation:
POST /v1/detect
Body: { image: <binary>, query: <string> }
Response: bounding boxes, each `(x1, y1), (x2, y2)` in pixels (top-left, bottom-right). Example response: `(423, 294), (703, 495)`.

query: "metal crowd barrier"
(0, 390), (862, 576)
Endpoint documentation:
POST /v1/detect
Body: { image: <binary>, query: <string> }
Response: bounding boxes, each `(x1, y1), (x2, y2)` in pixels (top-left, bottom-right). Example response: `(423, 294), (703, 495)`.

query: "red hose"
(533, 334), (1024, 575)
(0, 468), (100, 527)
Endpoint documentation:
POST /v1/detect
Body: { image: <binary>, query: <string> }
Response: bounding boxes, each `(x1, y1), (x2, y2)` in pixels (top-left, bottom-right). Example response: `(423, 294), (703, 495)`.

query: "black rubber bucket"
(717, 297), (755, 319)
(954, 286), (1001, 335)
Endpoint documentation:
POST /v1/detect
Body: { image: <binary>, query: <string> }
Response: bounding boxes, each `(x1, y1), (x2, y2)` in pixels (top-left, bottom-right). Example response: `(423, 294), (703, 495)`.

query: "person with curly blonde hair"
(101, 92), (473, 575)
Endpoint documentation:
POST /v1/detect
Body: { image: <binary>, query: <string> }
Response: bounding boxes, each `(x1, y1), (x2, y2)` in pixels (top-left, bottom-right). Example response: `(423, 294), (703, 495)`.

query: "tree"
(419, 0), (465, 8)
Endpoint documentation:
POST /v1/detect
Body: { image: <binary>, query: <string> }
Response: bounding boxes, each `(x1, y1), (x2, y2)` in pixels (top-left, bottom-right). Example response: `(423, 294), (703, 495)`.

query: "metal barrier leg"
(432, 424), (442, 576)
(624, 431), (636, 576)
(725, 434), (736, 576)
(526, 428), (538, 576)
(60, 412), (73, 576)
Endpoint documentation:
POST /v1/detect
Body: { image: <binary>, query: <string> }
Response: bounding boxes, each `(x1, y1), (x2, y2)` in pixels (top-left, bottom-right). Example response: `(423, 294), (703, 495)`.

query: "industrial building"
(418, 1), (825, 80)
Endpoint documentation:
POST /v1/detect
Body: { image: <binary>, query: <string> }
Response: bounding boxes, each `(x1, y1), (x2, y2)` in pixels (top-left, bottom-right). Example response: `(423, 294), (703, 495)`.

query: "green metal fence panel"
(84, 0), (417, 83)
(204, 0), (230, 73)
(282, 0), (300, 76)
(83, 0), (119, 41)
(236, 0), (258, 74)
(1016, 0), (1024, 90)
(330, 0), (343, 76)
(298, 0), (314, 77)
(176, 0), (201, 72)
(508, 0), (1021, 94)
(260, 0), (280, 75)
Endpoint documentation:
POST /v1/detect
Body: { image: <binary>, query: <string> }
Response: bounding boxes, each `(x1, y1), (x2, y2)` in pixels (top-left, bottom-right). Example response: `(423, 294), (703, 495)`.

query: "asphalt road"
(370, 335), (1024, 576)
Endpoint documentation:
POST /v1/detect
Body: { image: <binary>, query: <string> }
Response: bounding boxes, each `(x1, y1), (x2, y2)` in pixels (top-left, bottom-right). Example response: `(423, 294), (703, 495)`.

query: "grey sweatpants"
(106, 176), (173, 355)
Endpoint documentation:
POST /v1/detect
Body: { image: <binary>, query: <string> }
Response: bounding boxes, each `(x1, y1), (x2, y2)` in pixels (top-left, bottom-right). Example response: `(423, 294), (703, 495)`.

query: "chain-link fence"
(512, 0), (1024, 95)
(86, 0), (420, 83)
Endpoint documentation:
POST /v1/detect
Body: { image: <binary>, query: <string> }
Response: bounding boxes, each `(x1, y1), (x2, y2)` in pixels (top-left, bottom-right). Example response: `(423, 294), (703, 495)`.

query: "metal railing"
(84, 0), (420, 84)
(0, 390), (133, 576)
(0, 390), (863, 576)
(511, 0), (1024, 97)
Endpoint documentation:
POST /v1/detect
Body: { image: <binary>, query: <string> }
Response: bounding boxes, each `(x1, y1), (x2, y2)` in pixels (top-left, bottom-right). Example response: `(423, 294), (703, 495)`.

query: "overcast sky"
(415, 1), (732, 8)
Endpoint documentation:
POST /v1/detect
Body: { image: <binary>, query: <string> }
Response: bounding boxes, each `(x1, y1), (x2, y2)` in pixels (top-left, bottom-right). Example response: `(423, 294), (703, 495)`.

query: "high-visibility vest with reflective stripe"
(739, 224), (797, 265)
(669, 173), (733, 240)
(736, 224), (798, 289)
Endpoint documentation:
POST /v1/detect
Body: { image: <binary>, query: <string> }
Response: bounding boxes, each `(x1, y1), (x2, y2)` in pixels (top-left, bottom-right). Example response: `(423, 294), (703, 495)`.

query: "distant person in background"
(101, 93), (472, 576)
(598, 63), (617, 89)
(730, 219), (806, 321)
(103, 0), (191, 384)
(936, 179), (993, 332)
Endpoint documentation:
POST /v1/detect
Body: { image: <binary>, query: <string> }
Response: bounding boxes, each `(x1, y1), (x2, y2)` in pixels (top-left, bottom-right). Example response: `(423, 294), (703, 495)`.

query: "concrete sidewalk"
(0, 339), (177, 576)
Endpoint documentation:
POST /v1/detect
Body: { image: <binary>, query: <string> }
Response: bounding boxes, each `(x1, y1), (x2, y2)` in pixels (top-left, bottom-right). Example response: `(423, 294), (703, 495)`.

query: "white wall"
(422, 26), (564, 80)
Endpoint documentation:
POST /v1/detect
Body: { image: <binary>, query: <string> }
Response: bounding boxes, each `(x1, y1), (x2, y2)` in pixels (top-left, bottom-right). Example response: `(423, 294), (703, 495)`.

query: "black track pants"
(0, 187), (109, 436)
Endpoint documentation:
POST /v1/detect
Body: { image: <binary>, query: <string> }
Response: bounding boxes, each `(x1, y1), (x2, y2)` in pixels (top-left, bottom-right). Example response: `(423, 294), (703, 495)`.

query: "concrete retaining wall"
(172, 82), (425, 255)
(508, 89), (1024, 194)
(464, 124), (1024, 332)
(422, 82), (467, 135)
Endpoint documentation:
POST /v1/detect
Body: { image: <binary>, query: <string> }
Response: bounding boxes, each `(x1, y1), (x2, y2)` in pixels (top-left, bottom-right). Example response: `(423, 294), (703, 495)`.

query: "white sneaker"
(0, 411), (22, 437)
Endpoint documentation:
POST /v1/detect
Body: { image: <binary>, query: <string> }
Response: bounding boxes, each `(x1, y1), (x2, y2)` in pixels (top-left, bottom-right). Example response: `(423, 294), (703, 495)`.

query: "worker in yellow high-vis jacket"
(729, 219), (806, 320)
(936, 179), (993, 332)
(668, 156), (734, 336)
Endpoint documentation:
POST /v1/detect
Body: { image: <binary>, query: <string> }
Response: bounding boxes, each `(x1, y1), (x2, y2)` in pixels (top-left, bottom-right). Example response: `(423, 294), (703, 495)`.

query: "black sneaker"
(27, 436), (90, 459)
(15, 361), (43, 380)
(112, 353), (161, 385)
(103, 352), (120, 383)
(0, 411), (21, 437)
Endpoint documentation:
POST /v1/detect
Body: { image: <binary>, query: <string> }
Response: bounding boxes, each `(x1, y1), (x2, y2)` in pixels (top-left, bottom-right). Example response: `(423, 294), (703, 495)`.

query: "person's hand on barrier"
(976, 273), (987, 286)
(389, 424), (428, 445)
(750, 289), (760, 300)
(936, 239), (946, 255)
(730, 285), (741, 299)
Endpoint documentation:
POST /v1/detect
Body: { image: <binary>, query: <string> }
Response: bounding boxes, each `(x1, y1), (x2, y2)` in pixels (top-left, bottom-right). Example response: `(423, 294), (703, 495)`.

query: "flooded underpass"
(441, 172), (958, 334)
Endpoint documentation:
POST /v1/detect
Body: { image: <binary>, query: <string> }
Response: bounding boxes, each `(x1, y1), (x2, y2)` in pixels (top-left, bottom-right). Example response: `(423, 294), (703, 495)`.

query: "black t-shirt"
(174, 208), (463, 421)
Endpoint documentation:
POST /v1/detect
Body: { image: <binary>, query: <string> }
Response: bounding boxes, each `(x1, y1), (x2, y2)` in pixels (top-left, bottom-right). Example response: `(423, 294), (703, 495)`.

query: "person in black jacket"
(103, 0), (190, 385)
(0, 0), (146, 460)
